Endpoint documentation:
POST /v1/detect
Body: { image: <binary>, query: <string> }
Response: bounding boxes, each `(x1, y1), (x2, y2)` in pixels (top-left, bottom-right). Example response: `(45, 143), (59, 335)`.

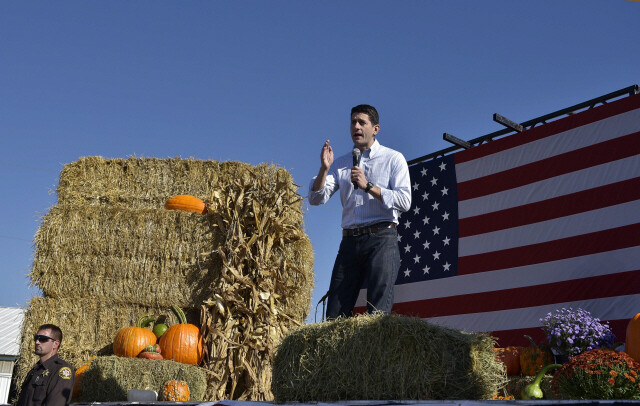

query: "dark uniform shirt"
(16, 354), (75, 406)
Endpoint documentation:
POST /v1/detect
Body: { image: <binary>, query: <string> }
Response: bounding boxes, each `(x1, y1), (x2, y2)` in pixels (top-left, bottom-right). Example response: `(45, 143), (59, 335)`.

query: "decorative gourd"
(164, 195), (207, 214)
(159, 305), (204, 365)
(493, 346), (522, 376)
(138, 344), (163, 360)
(520, 335), (555, 376)
(626, 313), (640, 362)
(153, 322), (169, 339)
(113, 315), (157, 358)
(72, 356), (96, 399)
(160, 379), (190, 401)
(520, 363), (562, 399)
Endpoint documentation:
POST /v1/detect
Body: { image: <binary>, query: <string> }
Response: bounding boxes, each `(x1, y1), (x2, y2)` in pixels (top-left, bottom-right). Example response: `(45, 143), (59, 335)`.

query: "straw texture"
(78, 356), (208, 402)
(14, 156), (314, 402)
(272, 313), (508, 401)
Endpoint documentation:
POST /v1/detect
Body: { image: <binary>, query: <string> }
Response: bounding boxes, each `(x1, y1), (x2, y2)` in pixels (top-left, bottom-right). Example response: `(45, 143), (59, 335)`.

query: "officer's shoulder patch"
(59, 367), (72, 379)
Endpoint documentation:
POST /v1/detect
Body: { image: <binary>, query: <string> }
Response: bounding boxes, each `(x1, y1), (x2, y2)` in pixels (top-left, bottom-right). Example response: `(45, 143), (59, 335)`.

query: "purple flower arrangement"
(540, 308), (616, 357)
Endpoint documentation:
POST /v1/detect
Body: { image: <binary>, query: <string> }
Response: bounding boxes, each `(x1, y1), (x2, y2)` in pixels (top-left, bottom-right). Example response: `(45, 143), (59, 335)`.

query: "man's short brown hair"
(38, 324), (63, 343)
(351, 104), (379, 126)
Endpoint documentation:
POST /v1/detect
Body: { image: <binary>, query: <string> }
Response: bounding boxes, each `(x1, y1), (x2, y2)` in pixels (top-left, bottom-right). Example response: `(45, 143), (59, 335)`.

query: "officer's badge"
(42, 370), (50, 377)
(59, 367), (72, 379)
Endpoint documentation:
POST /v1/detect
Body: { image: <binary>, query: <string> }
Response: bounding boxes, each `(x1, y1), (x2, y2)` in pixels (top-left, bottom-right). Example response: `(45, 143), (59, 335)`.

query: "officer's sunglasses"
(34, 334), (56, 343)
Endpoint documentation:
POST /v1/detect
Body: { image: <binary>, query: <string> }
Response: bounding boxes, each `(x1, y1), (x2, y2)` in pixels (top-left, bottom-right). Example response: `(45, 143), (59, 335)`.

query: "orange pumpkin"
(626, 313), (640, 362)
(72, 356), (96, 399)
(164, 195), (206, 214)
(160, 379), (190, 401)
(159, 305), (204, 365)
(520, 335), (555, 376)
(494, 346), (522, 376)
(113, 315), (157, 358)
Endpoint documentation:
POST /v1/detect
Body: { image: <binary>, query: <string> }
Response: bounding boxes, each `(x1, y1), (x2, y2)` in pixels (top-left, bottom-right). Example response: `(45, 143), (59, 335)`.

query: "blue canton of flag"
(396, 154), (458, 285)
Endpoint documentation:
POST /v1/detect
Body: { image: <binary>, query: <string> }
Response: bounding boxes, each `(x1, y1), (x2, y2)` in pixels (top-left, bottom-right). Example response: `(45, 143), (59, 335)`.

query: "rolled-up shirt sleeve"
(379, 152), (411, 213)
(308, 171), (338, 206)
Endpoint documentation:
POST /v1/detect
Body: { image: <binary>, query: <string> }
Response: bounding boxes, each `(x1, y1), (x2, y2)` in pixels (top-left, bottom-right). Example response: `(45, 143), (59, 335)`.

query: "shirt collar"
(364, 139), (381, 158)
(40, 354), (60, 369)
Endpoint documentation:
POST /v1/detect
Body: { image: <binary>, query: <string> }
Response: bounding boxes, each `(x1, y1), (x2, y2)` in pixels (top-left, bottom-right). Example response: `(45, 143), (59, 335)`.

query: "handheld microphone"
(352, 148), (361, 189)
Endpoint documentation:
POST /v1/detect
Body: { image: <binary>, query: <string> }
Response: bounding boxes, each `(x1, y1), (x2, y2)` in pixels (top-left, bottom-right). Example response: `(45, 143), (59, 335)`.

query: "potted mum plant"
(540, 307), (616, 361)
(551, 349), (640, 399)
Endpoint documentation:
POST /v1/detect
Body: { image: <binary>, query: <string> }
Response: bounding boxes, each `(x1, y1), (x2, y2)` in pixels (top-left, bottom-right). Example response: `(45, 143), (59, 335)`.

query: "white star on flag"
(389, 155), (459, 297)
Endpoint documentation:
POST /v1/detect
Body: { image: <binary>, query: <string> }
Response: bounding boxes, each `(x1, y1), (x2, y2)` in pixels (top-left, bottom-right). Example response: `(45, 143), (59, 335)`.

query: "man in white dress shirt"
(309, 104), (411, 319)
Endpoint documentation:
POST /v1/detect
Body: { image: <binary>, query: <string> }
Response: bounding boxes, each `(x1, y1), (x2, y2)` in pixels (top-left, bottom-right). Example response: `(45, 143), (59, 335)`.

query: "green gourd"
(520, 363), (562, 400)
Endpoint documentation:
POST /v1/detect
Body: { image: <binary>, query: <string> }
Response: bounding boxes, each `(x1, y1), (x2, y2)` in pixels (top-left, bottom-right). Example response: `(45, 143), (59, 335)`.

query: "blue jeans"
(326, 227), (400, 319)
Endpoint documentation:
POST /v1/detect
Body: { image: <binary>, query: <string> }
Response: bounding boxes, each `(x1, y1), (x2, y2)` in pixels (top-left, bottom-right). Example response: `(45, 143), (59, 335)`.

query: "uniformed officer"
(16, 324), (74, 406)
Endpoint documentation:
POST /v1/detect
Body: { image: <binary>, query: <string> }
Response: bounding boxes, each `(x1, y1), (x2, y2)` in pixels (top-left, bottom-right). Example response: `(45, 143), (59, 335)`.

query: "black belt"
(343, 222), (396, 237)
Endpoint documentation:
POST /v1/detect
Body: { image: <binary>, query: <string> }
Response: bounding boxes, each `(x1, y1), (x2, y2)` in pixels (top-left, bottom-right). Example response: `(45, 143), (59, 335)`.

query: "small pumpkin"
(164, 195), (207, 214)
(494, 346), (522, 376)
(160, 379), (190, 401)
(72, 356), (96, 399)
(138, 344), (163, 360)
(113, 315), (157, 358)
(159, 305), (204, 365)
(520, 335), (555, 376)
(626, 313), (640, 362)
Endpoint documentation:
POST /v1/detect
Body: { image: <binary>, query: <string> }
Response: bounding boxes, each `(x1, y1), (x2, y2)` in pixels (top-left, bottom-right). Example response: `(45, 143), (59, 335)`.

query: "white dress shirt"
(309, 139), (412, 229)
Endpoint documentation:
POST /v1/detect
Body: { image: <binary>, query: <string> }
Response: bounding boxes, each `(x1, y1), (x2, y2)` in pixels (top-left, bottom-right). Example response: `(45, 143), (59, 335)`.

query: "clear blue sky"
(1, 1), (638, 323)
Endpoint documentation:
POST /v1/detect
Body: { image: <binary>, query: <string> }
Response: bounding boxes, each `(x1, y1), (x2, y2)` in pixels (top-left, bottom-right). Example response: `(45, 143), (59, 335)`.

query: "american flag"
(356, 93), (640, 346)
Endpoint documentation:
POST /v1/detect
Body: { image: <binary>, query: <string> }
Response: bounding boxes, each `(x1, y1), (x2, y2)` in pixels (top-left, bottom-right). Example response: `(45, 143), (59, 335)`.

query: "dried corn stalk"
(201, 166), (313, 401)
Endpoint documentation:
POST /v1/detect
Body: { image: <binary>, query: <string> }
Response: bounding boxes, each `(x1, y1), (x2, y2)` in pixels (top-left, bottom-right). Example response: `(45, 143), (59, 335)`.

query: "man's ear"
(373, 124), (380, 135)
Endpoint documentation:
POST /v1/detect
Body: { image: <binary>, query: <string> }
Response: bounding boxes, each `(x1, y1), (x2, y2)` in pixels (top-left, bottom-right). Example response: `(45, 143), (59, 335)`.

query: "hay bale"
(57, 156), (222, 208)
(56, 157), (299, 211)
(272, 314), (507, 402)
(18, 157), (314, 402)
(31, 205), (222, 307)
(12, 296), (197, 396)
(78, 356), (208, 402)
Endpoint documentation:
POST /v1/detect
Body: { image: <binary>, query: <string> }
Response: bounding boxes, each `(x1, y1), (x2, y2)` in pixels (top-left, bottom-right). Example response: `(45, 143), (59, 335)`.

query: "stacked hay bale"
(272, 314), (507, 401)
(15, 157), (314, 401)
(80, 356), (209, 401)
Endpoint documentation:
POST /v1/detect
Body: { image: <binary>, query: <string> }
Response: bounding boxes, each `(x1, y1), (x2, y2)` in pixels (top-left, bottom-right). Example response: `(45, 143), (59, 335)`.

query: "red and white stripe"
(388, 94), (640, 346)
